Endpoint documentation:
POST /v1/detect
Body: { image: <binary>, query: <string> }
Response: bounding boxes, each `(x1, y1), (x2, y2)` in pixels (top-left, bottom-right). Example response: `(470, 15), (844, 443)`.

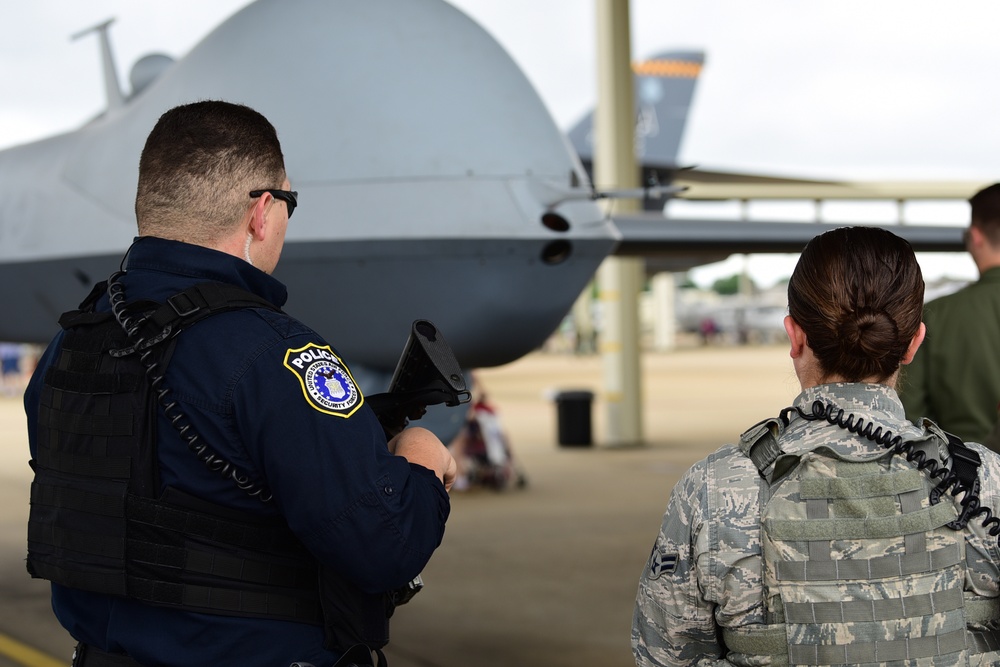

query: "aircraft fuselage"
(0, 0), (614, 370)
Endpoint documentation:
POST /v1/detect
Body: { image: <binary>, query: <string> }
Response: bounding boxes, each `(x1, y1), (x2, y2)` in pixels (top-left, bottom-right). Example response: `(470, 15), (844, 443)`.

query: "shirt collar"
(124, 236), (288, 307)
(792, 382), (907, 423)
(781, 382), (917, 457)
(978, 266), (1000, 284)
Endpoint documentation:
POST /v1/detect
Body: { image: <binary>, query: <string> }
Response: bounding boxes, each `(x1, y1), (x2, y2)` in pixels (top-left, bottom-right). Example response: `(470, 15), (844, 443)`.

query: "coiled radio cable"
(107, 271), (272, 502)
(784, 399), (1000, 546)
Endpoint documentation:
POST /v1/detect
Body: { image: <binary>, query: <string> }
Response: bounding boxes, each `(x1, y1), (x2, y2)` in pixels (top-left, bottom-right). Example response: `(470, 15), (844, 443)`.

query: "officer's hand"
(391, 427), (458, 491)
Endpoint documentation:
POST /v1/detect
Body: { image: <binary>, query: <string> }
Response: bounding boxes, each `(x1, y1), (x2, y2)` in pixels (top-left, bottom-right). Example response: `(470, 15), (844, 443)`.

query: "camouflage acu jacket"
(632, 383), (1000, 667)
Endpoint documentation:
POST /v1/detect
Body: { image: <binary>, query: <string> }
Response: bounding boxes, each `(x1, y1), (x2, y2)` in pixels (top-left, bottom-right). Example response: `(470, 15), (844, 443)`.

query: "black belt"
(72, 640), (384, 667)
(72, 643), (145, 667)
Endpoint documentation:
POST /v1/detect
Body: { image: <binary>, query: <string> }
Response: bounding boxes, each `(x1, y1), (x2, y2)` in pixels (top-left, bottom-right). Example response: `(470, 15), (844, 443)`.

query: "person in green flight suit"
(901, 183), (1000, 451)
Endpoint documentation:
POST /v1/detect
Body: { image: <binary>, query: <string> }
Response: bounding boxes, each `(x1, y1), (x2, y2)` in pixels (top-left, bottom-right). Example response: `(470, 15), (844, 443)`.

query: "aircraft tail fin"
(567, 49), (705, 183)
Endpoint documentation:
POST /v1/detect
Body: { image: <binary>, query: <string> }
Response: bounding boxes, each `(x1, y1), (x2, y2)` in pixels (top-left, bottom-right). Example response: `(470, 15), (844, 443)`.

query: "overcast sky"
(3, 0), (993, 284)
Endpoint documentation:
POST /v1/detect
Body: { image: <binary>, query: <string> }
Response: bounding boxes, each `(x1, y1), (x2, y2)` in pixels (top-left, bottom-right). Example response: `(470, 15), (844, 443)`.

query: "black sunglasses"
(249, 189), (298, 219)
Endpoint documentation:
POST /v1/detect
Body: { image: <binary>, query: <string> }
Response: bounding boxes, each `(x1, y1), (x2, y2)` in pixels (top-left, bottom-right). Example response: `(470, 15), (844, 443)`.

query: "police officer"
(633, 227), (1000, 666)
(24, 101), (456, 667)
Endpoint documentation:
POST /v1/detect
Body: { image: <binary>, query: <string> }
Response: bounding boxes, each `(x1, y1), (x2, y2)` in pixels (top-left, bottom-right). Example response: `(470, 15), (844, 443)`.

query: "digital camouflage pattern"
(633, 383), (1000, 667)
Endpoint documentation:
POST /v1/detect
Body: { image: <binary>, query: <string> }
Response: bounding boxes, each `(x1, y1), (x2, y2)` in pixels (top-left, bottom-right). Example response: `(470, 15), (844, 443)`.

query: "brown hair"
(787, 226), (924, 383)
(969, 183), (1000, 246)
(135, 101), (286, 243)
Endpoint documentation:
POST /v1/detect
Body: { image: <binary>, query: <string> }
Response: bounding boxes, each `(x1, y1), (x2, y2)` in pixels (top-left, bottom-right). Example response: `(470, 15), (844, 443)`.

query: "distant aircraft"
(0, 0), (972, 385)
(567, 49), (706, 213)
(564, 48), (980, 271)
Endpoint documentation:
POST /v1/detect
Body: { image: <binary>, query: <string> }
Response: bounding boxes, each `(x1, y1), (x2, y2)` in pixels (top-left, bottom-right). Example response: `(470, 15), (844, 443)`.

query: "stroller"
(455, 394), (527, 491)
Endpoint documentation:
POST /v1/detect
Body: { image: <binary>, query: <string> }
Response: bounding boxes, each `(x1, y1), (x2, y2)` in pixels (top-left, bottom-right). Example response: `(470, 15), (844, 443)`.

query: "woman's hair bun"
(839, 307), (899, 362)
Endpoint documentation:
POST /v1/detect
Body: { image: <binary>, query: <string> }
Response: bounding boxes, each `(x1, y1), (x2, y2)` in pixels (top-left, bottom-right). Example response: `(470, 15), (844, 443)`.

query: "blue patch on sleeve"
(283, 343), (364, 418)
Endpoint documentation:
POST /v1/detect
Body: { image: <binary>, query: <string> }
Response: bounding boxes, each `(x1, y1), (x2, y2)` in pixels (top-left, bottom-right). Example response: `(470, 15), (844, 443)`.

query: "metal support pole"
(594, 0), (643, 446)
(652, 273), (676, 352)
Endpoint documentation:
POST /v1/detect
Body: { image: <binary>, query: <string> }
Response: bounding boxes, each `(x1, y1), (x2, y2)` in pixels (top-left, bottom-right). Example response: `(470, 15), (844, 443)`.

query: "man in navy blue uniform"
(23, 101), (456, 667)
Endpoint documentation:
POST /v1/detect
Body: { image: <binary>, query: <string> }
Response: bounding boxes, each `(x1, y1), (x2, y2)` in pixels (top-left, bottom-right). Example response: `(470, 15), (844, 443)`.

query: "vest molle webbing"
(723, 417), (1000, 666)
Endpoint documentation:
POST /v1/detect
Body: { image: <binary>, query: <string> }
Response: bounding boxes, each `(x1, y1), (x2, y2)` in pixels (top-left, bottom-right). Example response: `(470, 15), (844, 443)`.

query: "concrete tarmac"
(0, 344), (799, 667)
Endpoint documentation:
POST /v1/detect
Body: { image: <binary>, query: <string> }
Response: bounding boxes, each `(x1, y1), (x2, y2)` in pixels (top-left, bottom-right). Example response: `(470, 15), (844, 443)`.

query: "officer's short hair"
(136, 101), (286, 242)
(970, 183), (1000, 246)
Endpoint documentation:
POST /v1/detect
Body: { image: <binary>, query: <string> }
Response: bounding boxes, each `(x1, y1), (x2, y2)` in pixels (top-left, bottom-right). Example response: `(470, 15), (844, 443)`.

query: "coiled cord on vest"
(786, 400), (1000, 546)
(107, 271), (273, 503)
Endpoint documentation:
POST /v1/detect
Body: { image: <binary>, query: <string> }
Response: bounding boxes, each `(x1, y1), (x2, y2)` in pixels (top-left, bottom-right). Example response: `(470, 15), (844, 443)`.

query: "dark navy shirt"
(24, 237), (450, 667)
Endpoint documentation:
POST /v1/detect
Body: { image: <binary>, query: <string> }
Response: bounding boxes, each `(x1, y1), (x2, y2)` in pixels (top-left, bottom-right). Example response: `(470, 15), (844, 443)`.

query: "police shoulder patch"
(283, 343), (364, 418)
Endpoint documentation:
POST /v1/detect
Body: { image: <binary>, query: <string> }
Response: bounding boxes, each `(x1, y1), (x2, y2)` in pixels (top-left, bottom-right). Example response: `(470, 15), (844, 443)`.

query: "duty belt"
(72, 643), (144, 667)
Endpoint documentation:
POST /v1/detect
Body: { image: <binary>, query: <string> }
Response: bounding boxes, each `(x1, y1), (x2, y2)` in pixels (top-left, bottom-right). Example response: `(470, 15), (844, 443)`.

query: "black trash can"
(555, 390), (594, 446)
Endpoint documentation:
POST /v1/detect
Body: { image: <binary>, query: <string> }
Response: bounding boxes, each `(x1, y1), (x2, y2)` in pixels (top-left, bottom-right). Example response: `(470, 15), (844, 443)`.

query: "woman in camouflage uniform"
(633, 226), (1000, 667)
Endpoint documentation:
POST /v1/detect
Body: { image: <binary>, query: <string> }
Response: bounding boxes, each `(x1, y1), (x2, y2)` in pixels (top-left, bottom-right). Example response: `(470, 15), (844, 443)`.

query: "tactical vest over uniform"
(28, 279), (394, 657)
(632, 383), (1000, 667)
(24, 239), (450, 667)
(727, 417), (1000, 665)
(27, 280), (318, 607)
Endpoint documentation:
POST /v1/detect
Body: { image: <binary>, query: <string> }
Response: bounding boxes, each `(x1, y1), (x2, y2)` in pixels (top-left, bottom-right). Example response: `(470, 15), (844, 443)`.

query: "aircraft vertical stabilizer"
(566, 50), (705, 206)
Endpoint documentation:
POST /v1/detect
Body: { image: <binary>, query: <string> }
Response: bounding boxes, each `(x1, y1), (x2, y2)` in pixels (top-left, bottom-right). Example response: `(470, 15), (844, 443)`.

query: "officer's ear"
(969, 223), (986, 249)
(247, 191), (272, 241)
(900, 322), (926, 366)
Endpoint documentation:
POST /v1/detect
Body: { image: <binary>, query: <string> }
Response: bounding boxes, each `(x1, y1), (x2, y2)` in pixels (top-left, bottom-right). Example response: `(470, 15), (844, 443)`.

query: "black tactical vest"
(26, 279), (395, 654)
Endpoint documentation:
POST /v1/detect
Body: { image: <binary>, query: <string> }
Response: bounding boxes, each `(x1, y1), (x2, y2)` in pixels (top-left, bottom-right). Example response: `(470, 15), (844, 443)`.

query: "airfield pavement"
(0, 343), (802, 667)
